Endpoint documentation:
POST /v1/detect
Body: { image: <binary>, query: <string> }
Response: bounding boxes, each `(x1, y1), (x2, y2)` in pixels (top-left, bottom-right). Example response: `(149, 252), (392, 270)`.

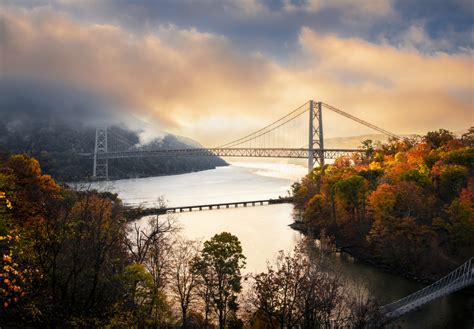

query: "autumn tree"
(292, 128), (473, 280)
(193, 232), (246, 329)
(0, 154), (131, 326)
(445, 189), (474, 250)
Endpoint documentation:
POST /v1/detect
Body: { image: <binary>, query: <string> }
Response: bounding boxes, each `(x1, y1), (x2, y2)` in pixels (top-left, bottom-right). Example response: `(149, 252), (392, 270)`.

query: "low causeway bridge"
(127, 197), (293, 217)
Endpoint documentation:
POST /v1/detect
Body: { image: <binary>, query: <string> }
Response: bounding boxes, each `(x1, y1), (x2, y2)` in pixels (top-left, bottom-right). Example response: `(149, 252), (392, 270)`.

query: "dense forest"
(292, 128), (474, 282)
(0, 154), (383, 328)
(0, 119), (227, 182)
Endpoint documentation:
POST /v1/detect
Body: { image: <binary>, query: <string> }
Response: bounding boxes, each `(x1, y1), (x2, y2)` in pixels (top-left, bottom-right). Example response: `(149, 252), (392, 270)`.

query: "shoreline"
(289, 221), (443, 286)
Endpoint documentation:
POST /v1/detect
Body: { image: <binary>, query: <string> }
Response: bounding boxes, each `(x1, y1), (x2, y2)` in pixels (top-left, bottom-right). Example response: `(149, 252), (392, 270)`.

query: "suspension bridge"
(78, 100), (474, 318)
(81, 100), (402, 179)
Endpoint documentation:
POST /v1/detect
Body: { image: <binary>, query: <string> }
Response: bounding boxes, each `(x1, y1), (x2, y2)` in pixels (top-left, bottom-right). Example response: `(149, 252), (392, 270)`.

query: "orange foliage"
(2, 155), (62, 227)
(367, 183), (396, 221)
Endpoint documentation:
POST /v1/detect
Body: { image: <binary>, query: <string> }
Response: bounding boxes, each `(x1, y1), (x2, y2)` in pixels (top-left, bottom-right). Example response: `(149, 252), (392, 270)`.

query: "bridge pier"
(308, 100), (324, 172)
(93, 127), (109, 180)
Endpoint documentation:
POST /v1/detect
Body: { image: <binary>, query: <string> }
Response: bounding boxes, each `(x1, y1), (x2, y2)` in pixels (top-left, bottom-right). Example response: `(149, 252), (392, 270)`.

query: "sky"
(0, 0), (473, 145)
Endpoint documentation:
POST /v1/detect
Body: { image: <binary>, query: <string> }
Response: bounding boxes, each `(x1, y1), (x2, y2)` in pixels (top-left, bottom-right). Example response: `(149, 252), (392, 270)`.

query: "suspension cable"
(222, 109), (308, 148)
(215, 101), (309, 148)
(321, 103), (401, 139)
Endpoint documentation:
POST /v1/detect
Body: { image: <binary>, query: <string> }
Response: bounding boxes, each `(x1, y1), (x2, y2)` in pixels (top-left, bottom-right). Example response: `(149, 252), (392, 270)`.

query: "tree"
(333, 175), (369, 222)
(170, 238), (201, 328)
(193, 232), (246, 329)
(124, 204), (178, 325)
(249, 240), (382, 328)
(360, 139), (374, 161)
(446, 189), (474, 248)
(0, 154), (132, 326)
(424, 129), (455, 149)
(437, 165), (468, 202)
(461, 127), (474, 147)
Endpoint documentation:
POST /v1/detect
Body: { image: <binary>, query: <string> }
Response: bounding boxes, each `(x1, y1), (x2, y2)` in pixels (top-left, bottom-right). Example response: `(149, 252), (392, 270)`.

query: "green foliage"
(400, 169), (430, 187)
(443, 147), (474, 173)
(333, 175), (368, 220)
(361, 139), (375, 159)
(438, 165), (468, 202)
(446, 196), (474, 246)
(358, 168), (383, 189)
(334, 176), (368, 205)
(424, 153), (441, 169)
(193, 232), (246, 329)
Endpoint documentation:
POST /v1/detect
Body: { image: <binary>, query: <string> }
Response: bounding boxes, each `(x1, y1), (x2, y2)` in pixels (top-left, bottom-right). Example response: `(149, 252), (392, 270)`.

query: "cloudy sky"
(1, 0), (473, 144)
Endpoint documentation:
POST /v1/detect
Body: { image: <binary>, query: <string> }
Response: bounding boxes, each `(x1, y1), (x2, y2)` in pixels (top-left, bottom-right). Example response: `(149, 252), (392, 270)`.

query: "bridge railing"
(381, 257), (473, 317)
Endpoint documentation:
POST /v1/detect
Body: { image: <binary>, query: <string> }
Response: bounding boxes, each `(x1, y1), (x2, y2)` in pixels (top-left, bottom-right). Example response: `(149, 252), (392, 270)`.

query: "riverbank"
(289, 220), (474, 289)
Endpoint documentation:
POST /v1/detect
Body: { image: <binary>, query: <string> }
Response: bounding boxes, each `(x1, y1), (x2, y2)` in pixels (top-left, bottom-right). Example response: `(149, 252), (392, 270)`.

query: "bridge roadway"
(85, 147), (361, 159)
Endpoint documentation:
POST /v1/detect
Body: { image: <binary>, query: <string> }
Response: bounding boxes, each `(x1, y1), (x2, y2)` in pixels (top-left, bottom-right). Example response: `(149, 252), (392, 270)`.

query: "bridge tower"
(93, 127), (108, 180)
(308, 100), (324, 172)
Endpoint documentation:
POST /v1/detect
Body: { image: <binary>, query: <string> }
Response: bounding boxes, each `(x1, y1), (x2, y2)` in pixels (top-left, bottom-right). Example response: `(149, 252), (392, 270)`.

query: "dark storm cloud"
(4, 0), (472, 55)
(0, 77), (131, 127)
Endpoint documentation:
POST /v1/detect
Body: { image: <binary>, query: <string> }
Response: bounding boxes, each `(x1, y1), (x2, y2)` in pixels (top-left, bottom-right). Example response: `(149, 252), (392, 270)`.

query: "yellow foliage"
(369, 161), (382, 170)
(394, 152), (407, 163)
(1, 232), (28, 309)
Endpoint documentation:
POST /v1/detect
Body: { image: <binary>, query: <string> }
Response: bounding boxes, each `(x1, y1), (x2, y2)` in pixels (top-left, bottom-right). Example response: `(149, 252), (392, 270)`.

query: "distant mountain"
(324, 129), (471, 149)
(0, 120), (227, 182)
(324, 134), (390, 149)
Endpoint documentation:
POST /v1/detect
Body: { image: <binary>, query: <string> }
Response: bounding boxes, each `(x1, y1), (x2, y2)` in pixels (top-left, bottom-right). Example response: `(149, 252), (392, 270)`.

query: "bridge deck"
(81, 147), (361, 159)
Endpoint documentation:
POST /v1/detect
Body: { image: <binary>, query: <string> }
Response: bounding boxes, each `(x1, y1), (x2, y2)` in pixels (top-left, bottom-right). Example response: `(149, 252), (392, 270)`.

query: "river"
(87, 162), (473, 328)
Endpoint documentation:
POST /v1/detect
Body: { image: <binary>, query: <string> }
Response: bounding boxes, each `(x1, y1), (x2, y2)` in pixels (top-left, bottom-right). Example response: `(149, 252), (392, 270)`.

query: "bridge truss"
(93, 147), (360, 160)
(84, 100), (401, 179)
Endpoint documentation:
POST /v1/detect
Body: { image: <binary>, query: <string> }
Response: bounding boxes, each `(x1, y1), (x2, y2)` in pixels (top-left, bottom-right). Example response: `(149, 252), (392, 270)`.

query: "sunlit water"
(85, 161), (473, 328)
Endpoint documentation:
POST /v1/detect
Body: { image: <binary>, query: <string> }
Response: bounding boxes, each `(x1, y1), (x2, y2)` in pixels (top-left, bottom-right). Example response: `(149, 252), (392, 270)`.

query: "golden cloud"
(1, 7), (472, 146)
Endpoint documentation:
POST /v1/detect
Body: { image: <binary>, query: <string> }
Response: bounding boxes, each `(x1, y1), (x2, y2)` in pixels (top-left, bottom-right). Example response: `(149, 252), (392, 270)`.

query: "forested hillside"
(0, 119), (227, 181)
(292, 128), (474, 281)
